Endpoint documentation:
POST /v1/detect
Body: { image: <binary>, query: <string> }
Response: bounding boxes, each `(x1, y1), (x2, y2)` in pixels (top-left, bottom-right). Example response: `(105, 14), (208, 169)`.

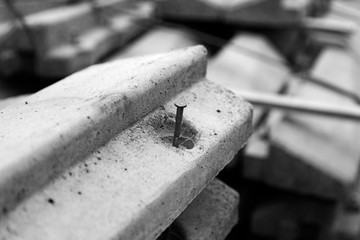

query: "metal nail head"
(173, 101), (187, 148)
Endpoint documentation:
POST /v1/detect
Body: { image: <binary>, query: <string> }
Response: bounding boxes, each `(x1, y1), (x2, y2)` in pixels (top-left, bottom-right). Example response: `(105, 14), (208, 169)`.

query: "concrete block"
(0, 46), (253, 240)
(0, 95), (30, 110)
(176, 178), (239, 240)
(267, 48), (360, 199)
(13, 3), (97, 53)
(0, 45), (208, 216)
(34, 2), (155, 77)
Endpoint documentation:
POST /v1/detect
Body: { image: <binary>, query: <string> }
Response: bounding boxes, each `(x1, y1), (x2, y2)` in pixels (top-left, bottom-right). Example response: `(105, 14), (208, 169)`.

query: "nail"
(173, 101), (187, 148)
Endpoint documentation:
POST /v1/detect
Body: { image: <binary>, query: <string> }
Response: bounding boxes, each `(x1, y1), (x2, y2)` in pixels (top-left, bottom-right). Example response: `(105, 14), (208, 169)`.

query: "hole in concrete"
(161, 136), (195, 149)
(150, 112), (198, 150)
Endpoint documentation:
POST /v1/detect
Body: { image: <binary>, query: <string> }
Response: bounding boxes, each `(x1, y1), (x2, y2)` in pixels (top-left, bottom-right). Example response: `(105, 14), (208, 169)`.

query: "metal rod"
(239, 91), (360, 121)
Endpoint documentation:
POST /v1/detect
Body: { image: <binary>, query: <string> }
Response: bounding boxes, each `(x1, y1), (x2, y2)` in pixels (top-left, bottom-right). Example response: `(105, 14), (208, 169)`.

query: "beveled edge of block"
(0, 45), (207, 215)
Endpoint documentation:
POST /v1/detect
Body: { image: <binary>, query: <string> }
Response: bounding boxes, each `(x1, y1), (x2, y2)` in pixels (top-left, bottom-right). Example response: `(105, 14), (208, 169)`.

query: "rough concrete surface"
(33, 2), (155, 77)
(225, 0), (303, 26)
(0, 95), (30, 110)
(0, 46), (208, 216)
(0, 46), (252, 240)
(176, 178), (239, 240)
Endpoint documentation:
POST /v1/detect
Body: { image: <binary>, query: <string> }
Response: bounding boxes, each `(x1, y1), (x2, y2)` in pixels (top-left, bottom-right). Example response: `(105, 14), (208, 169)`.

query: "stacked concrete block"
(1, 0), (155, 78)
(0, 46), (252, 239)
(176, 178), (240, 240)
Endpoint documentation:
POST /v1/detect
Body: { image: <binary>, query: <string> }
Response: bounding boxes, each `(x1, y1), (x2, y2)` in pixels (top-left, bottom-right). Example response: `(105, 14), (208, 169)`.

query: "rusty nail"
(173, 101), (187, 148)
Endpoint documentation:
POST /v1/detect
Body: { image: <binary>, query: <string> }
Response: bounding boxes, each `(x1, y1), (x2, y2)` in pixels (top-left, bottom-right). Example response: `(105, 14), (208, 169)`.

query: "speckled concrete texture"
(0, 46), (252, 240)
(0, 46), (207, 217)
(176, 178), (239, 240)
(0, 79), (252, 240)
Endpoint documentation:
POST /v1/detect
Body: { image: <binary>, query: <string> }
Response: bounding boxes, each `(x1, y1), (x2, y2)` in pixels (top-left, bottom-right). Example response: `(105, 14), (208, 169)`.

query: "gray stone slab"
(108, 26), (198, 60)
(0, 46), (253, 240)
(177, 178), (239, 240)
(0, 46), (208, 216)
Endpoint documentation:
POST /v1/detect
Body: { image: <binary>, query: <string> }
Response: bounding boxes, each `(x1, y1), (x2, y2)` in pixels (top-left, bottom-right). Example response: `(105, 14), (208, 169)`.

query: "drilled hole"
(149, 112), (198, 150)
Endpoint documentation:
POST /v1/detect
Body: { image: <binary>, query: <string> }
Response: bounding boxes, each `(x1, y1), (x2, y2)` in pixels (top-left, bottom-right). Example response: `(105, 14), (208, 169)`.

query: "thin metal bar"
(239, 91), (360, 121)
(173, 102), (187, 148)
